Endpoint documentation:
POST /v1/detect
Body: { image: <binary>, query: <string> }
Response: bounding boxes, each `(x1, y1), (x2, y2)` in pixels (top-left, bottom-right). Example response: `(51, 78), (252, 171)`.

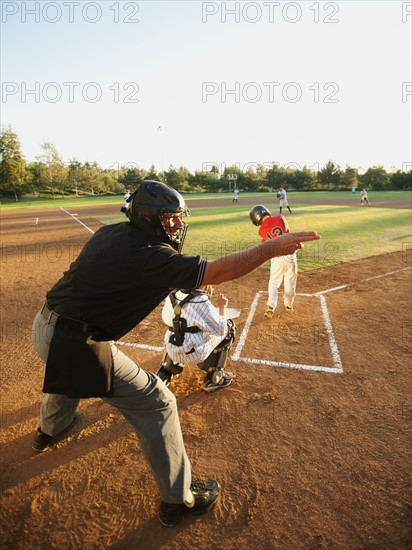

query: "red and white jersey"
(258, 215), (290, 242)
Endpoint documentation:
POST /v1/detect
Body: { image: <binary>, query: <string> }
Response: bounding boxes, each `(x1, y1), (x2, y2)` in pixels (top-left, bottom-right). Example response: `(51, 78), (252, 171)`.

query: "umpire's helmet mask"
(249, 205), (272, 226)
(123, 180), (189, 251)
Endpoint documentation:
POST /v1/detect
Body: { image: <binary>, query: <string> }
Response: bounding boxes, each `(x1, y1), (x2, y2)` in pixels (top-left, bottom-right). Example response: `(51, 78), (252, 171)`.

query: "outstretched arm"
(202, 231), (320, 285)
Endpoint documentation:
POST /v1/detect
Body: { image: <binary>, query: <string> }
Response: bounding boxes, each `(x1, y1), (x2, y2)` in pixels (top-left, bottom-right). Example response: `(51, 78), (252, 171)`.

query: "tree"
(36, 142), (67, 198)
(119, 166), (147, 190)
(266, 164), (288, 190)
(317, 161), (342, 189)
(146, 164), (160, 181)
(390, 169), (412, 190)
(0, 127), (27, 201)
(81, 162), (102, 195)
(100, 169), (120, 193)
(164, 166), (190, 192)
(191, 167), (221, 192)
(360, 166), (389, 190)
(67, 158), (84, 196)
(341, 165), (359, 189)
(286, 166), (316, 190)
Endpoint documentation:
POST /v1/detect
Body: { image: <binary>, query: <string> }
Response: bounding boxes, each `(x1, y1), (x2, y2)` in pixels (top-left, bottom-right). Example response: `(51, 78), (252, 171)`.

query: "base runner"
(250, 205), (298, 318)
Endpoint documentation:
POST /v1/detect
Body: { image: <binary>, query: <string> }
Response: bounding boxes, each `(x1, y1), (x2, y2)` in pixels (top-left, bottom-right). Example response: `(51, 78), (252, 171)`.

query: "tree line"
(1, 127), (411, 201)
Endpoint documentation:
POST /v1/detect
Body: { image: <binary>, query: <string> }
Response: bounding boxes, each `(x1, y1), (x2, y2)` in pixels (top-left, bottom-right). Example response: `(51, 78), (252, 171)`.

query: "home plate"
(226, 308), (241, 319)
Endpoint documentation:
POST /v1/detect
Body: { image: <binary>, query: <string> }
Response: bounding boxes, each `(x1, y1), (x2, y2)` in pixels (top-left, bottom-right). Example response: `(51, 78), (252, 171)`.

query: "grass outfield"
(1, 192), (409, 271)
(96, 202), (411, 272)
(0, 190), (411, 209)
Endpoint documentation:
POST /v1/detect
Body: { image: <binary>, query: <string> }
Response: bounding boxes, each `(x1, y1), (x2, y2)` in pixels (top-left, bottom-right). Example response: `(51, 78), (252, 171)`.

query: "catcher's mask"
(249, 205), (271, 226)
(122, 180), (190, 251)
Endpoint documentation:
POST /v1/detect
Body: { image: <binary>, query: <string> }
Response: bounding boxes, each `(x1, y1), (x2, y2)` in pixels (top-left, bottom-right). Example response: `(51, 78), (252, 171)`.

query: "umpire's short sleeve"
(143, 245), (207, 290)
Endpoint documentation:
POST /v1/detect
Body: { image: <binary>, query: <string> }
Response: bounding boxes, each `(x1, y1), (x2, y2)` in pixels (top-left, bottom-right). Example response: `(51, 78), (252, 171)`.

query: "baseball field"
(0, 191), (411, 549)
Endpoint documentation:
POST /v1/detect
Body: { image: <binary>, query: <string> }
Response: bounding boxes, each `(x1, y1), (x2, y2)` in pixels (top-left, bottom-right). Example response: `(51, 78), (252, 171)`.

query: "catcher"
(157, 285), (236, 391)
(250, 204), (298, 318)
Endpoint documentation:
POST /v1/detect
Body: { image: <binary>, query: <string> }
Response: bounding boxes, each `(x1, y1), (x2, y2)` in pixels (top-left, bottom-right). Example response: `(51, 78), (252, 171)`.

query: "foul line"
(60, 207), (95, 234)
(315, 266), (412, 296)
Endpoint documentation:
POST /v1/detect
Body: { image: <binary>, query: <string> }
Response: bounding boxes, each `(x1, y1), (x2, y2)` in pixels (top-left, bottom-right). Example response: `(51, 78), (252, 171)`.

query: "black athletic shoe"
(156, 366), (174, 387)
(32, 415), (77, 452)
(158, 480), (221, 527)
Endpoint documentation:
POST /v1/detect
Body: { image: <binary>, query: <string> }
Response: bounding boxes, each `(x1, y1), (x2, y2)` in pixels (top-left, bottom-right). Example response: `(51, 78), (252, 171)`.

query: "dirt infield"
(0, 202), (411, 549)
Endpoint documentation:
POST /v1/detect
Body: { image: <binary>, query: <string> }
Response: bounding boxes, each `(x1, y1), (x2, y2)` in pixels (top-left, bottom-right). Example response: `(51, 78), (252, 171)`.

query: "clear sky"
(1, 0), (411, 174)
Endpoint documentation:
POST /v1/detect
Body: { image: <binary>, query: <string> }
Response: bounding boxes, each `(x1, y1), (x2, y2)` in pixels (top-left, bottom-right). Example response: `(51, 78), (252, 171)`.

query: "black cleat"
(158, 480), (221, 527)
(156, 366), (174, 387)
(32, 415), (77, 452)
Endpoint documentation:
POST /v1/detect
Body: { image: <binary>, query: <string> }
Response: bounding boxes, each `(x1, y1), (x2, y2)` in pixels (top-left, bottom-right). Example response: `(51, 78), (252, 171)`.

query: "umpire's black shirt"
(47, 222), (206, 341)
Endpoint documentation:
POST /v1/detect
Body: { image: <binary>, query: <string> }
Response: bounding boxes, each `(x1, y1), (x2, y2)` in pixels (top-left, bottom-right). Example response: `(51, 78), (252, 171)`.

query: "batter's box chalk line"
(232, 265), (412, 375)
(231, 290), (343, 374)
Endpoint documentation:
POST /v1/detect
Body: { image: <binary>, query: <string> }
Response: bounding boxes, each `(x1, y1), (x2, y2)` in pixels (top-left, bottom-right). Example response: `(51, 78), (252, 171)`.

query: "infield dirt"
(0, 200), (411, 549)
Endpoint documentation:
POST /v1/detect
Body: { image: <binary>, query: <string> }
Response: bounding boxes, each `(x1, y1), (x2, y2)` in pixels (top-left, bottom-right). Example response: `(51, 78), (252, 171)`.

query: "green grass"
(2, 191), (410, 273)
(1, 190), (410, 210)
(96, 202), (411, 273)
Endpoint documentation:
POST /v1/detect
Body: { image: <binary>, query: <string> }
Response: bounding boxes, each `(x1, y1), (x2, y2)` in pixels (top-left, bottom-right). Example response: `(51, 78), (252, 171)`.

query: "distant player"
(233, 188), (239, 203)
(250, 205), (297, 318)
(277, 187), (293, 214)
(360, 188), (370, 206)
(124, 190), (131, 209)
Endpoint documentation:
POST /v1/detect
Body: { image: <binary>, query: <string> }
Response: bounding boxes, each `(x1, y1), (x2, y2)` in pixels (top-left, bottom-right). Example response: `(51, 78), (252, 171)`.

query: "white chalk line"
(232, 291), (261, 361)
(313, 266), (412, 296)
(231, 291), (343, 374)
(60, 207), (95, 234)
(116, 341), (164, 352)
(318, 294), (343, 371)
(231, 264), (411, 374)
(237, 357), (342, 374)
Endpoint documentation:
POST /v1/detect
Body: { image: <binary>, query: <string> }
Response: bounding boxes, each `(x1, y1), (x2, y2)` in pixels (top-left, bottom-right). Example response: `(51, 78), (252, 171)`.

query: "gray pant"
(32, 310), (192, 504)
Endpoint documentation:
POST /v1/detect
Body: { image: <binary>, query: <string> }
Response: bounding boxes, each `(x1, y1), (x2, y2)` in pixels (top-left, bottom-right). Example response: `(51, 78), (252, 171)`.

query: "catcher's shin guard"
(159, 353), (184, 375)
(199, 320), (236, 372)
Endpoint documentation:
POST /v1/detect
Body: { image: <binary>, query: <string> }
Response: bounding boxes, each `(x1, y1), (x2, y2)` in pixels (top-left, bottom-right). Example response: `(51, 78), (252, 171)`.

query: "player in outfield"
(157, 285), (236, 391)
(250, 204), (298, 318)
(32, 181), (320, 527)
(277, 186), (293, 214)
(360, 188), (371, 206)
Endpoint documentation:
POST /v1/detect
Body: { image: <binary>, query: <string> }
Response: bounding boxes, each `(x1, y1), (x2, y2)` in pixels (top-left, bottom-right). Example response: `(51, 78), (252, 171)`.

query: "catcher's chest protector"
(168, 291), (201, 346)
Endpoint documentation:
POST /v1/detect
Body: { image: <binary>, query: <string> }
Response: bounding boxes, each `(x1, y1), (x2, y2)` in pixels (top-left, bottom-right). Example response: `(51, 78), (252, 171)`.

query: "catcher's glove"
(276, 193), (282, 198)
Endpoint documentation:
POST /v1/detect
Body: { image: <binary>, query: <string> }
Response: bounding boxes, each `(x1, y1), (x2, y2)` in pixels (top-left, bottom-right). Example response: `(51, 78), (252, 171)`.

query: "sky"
(1, 0), (411, 174)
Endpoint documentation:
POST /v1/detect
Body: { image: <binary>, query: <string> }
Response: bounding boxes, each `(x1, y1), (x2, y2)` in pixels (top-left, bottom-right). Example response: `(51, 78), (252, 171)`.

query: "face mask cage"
(159, 209), (190, 252)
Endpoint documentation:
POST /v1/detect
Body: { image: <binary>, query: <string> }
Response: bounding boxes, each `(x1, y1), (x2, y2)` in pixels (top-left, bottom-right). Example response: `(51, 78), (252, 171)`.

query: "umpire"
(32, 180), (320, 526)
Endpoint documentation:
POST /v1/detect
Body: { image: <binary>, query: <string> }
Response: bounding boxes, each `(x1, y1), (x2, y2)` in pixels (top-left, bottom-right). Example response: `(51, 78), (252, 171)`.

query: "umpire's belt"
(40, 302), (60, 327)
(40, 302), (92, 335)
(167, 326), (201, 333)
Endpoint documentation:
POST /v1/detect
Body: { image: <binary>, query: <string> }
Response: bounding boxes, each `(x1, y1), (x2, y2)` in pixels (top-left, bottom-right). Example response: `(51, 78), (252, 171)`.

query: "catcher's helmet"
(124, 180), (190, 251)
(249, 205), (271, 226)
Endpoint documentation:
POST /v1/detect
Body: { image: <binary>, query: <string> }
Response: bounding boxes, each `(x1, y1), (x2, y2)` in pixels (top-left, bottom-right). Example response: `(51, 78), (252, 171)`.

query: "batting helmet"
(249, 205), (271, 226)
(124, 180), (190, 251)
